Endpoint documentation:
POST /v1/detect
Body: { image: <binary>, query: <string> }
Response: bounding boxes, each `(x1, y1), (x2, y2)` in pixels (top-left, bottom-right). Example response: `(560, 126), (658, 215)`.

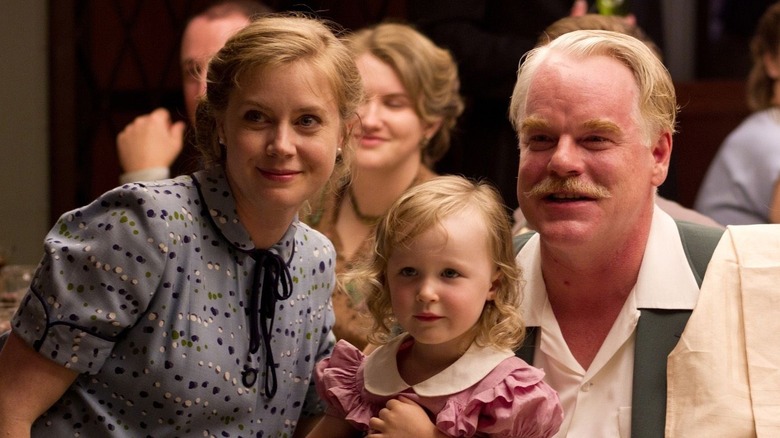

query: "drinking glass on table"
(0, 264), (35, 333)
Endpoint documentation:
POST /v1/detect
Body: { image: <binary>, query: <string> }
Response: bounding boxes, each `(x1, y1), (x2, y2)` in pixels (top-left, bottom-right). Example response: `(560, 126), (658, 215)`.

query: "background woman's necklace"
(347, 187), (382, 225)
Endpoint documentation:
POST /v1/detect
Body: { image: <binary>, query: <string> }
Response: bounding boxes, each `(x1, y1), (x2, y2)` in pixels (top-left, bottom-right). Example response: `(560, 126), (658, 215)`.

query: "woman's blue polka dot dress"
(12, 166), (336, 437)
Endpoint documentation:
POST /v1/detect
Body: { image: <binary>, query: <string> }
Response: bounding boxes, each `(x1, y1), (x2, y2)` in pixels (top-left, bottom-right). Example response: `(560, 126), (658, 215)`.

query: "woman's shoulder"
(723, 109), (780, 149)
(50, 176), (200, 243)
(91, 175), (199, 214)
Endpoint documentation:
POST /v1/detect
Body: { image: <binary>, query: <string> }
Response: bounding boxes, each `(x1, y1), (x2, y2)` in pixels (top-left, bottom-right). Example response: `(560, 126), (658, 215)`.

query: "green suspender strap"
(513, 221), (725, 437)
(631, 221), (723, 438)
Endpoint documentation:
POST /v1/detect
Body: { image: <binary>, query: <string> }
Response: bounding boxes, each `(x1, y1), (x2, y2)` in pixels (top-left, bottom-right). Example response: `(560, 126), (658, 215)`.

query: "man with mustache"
(510, 30), (724, 437)
(510, 13), (722, 235)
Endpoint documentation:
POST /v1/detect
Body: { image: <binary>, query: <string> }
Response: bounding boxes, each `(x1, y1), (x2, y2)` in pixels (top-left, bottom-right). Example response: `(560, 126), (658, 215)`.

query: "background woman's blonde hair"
(747, 2), (780, 111)
(194, 12), (364, 192)
(344, 175), (525, 351)
(347, 22), (464, 167)
(510, 29), (677, 147)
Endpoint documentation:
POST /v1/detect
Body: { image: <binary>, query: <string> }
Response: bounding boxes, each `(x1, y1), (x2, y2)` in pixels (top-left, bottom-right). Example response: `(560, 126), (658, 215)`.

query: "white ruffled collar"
(363, 333), (513, 397)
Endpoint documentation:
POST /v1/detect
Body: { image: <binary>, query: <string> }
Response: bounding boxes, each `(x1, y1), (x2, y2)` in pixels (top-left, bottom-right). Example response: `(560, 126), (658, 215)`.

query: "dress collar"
(363, 333), (513, 397)
(192, 166), (297, 262)
(634, 205), (700, 309)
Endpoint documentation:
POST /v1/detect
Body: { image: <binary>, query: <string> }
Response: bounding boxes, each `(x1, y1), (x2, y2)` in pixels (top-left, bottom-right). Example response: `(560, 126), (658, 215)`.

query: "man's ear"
(650, 131), (672, 188)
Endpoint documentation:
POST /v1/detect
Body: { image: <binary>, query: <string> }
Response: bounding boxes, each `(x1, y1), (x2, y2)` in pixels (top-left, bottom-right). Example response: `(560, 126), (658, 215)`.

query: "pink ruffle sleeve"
(314, 339), (377, 431)
(436, 359), (563, 438)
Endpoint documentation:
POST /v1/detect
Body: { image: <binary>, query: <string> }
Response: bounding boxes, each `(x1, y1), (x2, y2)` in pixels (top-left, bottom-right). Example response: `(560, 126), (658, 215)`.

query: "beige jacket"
(667, 224), (780, 437)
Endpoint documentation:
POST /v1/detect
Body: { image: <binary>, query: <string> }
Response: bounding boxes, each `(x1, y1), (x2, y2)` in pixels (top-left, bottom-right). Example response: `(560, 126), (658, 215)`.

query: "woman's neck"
(349, 159), (423, 217)
(772, 83), (780, 107)
(227, 173), (296, 249)
(334, 158), (425, 260)
(239, 205), (296, 249)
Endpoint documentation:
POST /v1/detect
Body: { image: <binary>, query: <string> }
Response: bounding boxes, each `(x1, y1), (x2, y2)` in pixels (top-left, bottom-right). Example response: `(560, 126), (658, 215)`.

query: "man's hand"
(367, 396), (447, 438)
(570, 0), (588, 16)
(117, 108), (185, 173)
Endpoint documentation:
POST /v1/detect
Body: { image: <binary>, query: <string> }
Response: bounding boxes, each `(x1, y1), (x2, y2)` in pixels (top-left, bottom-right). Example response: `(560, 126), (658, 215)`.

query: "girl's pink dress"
(315, 334), (563, 437)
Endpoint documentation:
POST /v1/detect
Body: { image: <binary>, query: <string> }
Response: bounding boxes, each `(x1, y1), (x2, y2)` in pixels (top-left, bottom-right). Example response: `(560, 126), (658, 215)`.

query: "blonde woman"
(0, 14), (362, 437)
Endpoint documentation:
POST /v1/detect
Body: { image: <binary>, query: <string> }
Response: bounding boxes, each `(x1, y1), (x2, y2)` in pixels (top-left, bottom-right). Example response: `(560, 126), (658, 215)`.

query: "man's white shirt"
(516, 206), (700, 437)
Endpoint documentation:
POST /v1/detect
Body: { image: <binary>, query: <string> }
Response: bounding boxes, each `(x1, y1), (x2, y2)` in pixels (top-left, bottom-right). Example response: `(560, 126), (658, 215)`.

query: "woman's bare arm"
(305, 415), (361, 438)
(0, 331), (78, 437)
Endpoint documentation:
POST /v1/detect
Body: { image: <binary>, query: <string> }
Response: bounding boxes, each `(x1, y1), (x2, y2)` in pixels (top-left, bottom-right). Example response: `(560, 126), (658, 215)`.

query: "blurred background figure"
(303, 22), (464, 350)
(117, 0), (273, 184)
(695, 1), (780, 225)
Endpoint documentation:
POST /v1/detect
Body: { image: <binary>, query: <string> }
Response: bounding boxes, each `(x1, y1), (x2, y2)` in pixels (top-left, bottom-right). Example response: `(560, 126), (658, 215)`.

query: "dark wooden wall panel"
(672, 80), (750, 208)
(49, 0), (79, 225)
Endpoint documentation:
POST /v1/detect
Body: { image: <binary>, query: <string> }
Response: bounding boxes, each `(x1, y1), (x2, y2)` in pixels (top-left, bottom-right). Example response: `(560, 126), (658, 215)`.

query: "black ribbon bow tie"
(242, 248), (293, 398)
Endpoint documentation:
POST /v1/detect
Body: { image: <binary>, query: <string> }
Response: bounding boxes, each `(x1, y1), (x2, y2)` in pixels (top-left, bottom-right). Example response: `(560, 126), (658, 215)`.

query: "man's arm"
(117, 107), (185, 182)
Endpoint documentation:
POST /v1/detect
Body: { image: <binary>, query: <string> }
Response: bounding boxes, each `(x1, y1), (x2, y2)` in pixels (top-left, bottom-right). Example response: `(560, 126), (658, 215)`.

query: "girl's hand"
(367, 396), (447, 438)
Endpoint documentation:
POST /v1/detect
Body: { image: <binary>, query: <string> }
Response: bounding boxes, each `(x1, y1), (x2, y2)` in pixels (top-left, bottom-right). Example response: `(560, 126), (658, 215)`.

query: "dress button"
(581, 381), (594, 392)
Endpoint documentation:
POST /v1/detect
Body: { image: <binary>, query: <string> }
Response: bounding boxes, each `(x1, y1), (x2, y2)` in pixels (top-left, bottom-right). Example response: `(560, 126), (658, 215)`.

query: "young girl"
(307, 175), (563, 438)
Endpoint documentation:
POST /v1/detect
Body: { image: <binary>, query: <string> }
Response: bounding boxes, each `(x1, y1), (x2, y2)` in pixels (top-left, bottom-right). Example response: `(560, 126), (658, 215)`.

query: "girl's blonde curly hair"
(342, 175), (525, 351)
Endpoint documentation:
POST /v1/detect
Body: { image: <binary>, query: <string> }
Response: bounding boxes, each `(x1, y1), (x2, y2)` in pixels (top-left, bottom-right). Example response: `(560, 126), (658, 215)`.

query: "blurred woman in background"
(304, 22), (464, 350)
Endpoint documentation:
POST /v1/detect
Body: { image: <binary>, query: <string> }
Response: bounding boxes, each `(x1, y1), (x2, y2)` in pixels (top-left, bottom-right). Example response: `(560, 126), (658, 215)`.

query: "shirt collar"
(518, 205), (700, 327)
(192, 166), (297, 262)
(363, 333), (513, 397)
(634, 205), (700, 309)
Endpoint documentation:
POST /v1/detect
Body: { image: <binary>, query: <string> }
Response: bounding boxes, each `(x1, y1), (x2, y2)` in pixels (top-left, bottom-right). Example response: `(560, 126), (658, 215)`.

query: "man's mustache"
(524, 177), (612, 199)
